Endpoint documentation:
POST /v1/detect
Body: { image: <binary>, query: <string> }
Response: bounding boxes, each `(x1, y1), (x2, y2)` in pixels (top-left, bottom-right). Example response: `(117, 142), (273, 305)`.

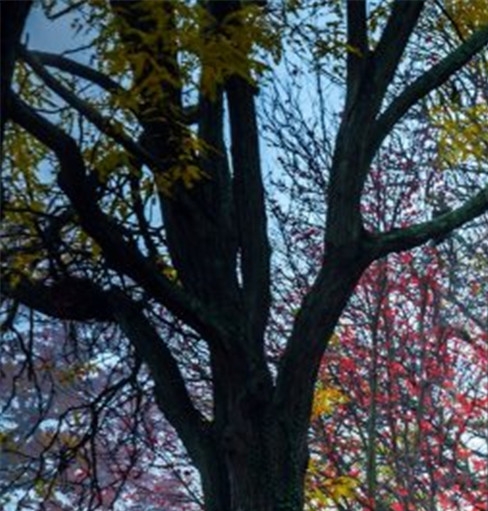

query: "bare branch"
(0, 0), (33, 145)
(345, 0), (369, 109)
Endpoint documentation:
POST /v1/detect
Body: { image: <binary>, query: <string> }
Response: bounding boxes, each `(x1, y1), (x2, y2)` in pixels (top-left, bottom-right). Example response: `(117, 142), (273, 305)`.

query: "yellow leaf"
(444, 0), (488, 37)
(163, 266), (178, 282)
(429, 102), (488, 167)
(326, 475), (359, 501)
(312, 385), (349, 419)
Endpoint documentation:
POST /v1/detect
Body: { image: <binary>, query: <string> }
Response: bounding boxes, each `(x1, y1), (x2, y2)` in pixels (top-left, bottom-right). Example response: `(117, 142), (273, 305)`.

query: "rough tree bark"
(2, 1), (488, 510)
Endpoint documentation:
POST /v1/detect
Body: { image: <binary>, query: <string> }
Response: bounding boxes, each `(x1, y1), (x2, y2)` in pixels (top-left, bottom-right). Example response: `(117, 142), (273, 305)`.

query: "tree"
(1, 1), (488, 510)
(307, 251), (488, 511)
(269, 96), (488, 510)
(304, 168), (488, 510)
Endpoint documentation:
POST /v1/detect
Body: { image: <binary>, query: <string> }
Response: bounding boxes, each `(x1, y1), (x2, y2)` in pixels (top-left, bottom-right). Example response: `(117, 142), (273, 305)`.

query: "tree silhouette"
(1, 2), (488, 510)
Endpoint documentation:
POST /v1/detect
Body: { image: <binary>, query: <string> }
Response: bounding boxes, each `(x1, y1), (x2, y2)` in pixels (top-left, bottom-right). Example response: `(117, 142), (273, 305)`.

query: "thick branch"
(208, 0), (271, 342)
(227, 76), (271, 342)
(369, 0), (424, 115)
(345, 0), (368, 109)
(274, 248), (372, 442)
(107, 290), (211, 463)
(30, 50), (122, 94)
(30, 50), (200, 124)
(109, 1), (239, 315)
(371, 185), (488, 257)
(371, 25), (488, 156)
(327, 3), (423, 247)
(273, 168), (488, 462)
(1, 276), (112, 321)
(347, 0), (368, 55)
(109, 0), (182, 133)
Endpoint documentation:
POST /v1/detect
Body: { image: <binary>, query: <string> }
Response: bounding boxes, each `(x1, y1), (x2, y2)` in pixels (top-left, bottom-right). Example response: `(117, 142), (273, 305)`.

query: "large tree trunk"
(195, 412), (309, 511)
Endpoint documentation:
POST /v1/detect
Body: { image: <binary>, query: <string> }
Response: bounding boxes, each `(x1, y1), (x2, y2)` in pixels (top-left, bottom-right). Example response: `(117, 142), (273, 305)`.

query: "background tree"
(268, 8), (488, 506)
(1, 1), (488, 510)
(268, 45), (488, 509)
(302, 159), (487, 511)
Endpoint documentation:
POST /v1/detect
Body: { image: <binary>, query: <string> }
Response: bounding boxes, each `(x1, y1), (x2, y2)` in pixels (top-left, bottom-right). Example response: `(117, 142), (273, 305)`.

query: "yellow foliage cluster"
(56, 361), (97, 386)
(15, 1), (281, 206)
(311, 384), (349, 420)
(90, 0), (280, 102)
(306, 458), (359, 509)
(195, 4), (281, 99)
(5, 124), (50, 196)
(431, 102), (488, 167)
(444, 0), (488, 38)
(155, 132), (209, 195)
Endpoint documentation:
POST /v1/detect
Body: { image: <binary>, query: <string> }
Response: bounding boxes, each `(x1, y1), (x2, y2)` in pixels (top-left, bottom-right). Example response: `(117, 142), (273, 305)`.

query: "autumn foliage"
(1, 1), (488, 510)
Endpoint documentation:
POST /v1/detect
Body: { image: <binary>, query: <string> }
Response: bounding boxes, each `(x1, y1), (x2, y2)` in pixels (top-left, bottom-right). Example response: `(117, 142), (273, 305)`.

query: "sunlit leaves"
(84, 142), (132, 183)
(306, 457), (358, 509)
(197, 4), (281, 98)
(321, 475), (358, 503)
(307, 376), (354, 509)
(160, 130), (209, 194)
(311, 384), (349, 420)
(431, 102), (488, 168)
(444, 0), (488, 38)
(4, 124), (51, 197)
(1, 126), (54, 285)
(423, 1), (488, 170)
(89, 0), (280, 103)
